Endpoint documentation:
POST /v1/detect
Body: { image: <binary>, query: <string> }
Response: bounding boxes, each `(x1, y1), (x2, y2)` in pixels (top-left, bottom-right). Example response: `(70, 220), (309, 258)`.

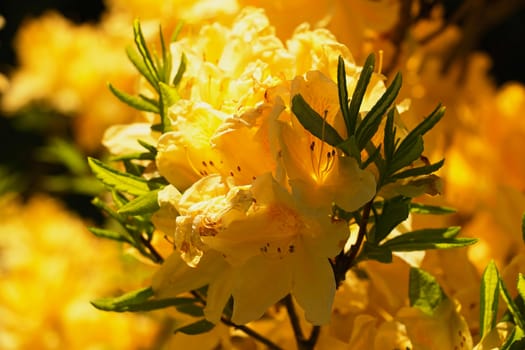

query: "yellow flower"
(275, 70), (376, 210)
(396, 298), (473, 350)
(153, 172), (348, 325)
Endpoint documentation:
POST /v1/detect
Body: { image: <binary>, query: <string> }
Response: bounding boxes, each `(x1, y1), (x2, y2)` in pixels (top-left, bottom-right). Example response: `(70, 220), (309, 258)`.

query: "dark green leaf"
(172, 53), (187, 87)
(382, 226), (478, 251)
(91, 287), (153, 311)
(337, 135), (361, 163)
(337, 56), (351, 134)
(388, 135), (424, 175)
(480, 260), (500, 338)
(175, 319), (215, 335)
(175, 302), (205, 317)
(383, 107), (396, 162)
(110, 152), (156, 162)
(347, 53), (375, 136)
(409, 267), (446, 315)
(392, 104), (445, 172)
(391, 159), (445, 180)
(88, 227), (132, 244)
(371, 196), (410, 244)
(355, 72), (402, 150)
(108, 83), (160, 113)
(501, 276), (525, 331)
(118, 189), (160, 215)
(409, 202), (456, 215)
(501, 326), (525, 350)
(88, 157), (150, 196)
(359, 242), (392, 263)
(137, 139), (158, 154)
(91, 287), (198, 312)
(291, 94), (344, 147)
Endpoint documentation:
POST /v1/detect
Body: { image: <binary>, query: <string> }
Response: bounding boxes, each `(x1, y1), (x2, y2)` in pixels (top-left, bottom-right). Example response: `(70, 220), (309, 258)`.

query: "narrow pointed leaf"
(108, 83), (160, 113)
(382, 226), (477, 251)
(337, 56), (351, 133)
(118, 189), (160, 215)
(126, 46), (158, 91)
(501, 278), (525, 331)
(133, 19), (159, 82)
(392, 159), (445, 180)
(356, 72), (402, 149)
(372, 196), (410, 243)
(175, 303), (205, 317)
(88, 227), (133, 244)
(88, 157), (150, 196)
(409, 267), (447, 315)
(291, 94), (344, 147)
(91, 287), (197, 312)
(409, 202), (456, 215)
(383, 107), (396, 161)
(501, 326), (525, 350)
(347, 53), (375, 135)
(359, 242), (392, 263)
(389, 135), (424, 174)
(91, 287), (153, 311)
(172, 53), (187, 86)
(480, 260), (500, 338)
(159, 82), (179, 132)
(175, 319), (215, 335)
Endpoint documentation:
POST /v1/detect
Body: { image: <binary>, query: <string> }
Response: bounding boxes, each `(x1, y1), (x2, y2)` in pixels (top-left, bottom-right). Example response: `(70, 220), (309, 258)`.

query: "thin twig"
(284, 295), (321, 350)
(333, 200), (373, 286)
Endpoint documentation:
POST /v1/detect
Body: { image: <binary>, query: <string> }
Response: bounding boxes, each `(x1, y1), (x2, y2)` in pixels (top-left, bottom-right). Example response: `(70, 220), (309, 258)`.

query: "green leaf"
(518, 274), (525, 302)
(291, 94), (345, 147)
(347, 53), (375, 136)
(358, 242), (392, 263)
(91, 287), (153, 311)
(110, 152), (156, 162)
(391, 159), (445, 180)
(172, 53), (187, 87)
(355, 72), (402, 150)
(409, 202), (456, 215)
(88, 157), (150, 196)
(383, 107), (396, 162)
(371, 196), (410, 244)
(137, 139), (158, 155)
(501, 326), (525, 350)
(391, 104), (445, 172)
(174, 319), (215, 335)
(118, 189), (160, 215)
(126, 46), (158, 91)
(337, 56), (352, 134)
(337, 135), (361, 163)
(409, 267), (447, 315)
(133, 19), (159, 83)
(91, 287), (198, 312)
(88, 227), (132, 244)
(500, 276), (525, 331)
(480, 260), (500, 338)
(159, 81), (179, 132)
(171, 21), (185, 42)
(108, 83), (160, 113)
(36, 138), (88, 175)
(175, 302), (205, 317)
(382, 226), (478, 251)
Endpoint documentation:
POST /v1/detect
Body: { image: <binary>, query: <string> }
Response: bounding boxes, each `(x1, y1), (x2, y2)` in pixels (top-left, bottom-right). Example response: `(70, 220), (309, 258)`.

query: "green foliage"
(408, 267), (447, 315)
(174, 319), (216, 335)
(480, 260), (500, 338)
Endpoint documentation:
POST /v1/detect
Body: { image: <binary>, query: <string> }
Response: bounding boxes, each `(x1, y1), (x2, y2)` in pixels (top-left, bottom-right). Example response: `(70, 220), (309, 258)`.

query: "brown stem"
(284, 295), (321, 350)
(333, 200), (373, 286)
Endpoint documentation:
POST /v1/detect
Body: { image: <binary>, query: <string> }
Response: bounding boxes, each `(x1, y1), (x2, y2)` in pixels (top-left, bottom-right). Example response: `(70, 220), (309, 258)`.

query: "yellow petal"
(231, 255), (292, 324)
